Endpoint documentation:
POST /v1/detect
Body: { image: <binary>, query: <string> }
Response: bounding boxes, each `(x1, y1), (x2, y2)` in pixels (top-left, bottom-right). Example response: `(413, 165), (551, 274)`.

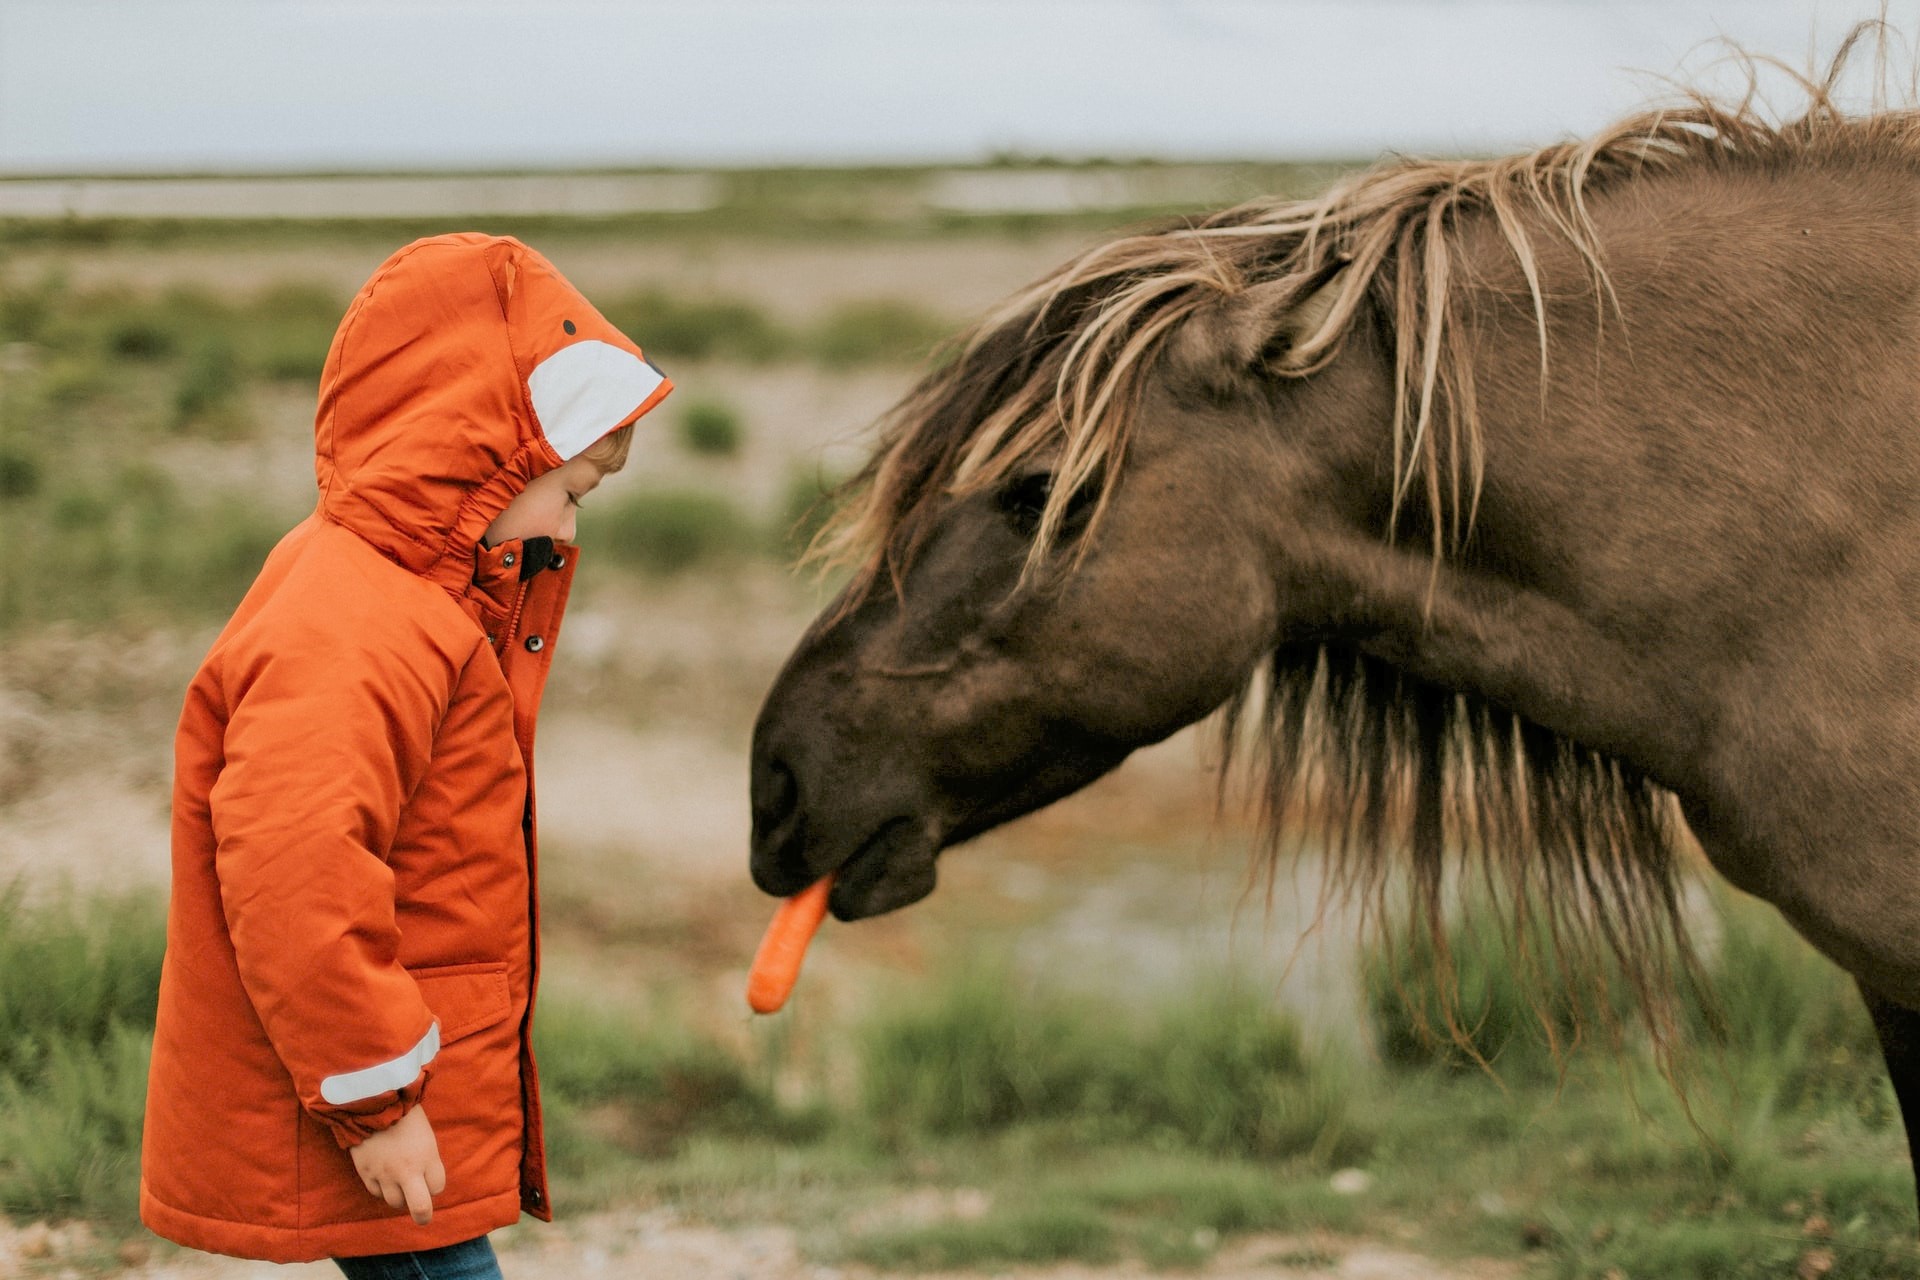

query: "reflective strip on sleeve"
(319, 1022), (440, 1105)
(527, 340), (668, 460)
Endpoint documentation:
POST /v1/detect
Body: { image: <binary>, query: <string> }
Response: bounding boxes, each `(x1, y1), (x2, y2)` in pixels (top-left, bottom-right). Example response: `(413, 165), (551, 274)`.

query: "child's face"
(484, 455), (606, 547)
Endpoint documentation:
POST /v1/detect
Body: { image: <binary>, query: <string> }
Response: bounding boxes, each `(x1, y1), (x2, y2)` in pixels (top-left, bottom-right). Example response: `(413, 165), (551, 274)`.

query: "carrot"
(746, 876), (834, 1014)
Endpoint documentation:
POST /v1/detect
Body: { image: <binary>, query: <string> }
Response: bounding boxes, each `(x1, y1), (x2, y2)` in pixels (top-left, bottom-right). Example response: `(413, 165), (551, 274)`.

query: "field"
(0, 170), (1915, 1278)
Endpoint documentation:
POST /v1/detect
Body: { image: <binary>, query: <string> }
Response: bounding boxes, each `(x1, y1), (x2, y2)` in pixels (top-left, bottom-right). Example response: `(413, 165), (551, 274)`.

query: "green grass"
(674, 398), (746, 457)
(0, 267), (933, 629)
(581, 488), (763, 575)
(0, 885), (165, 1220)
(601, 288), (788, 363)
(807, 300), (954, 368)
(0, 160), (1359, 250)
(0, 456), (286, 630)
(1, 856), (1916, 1275)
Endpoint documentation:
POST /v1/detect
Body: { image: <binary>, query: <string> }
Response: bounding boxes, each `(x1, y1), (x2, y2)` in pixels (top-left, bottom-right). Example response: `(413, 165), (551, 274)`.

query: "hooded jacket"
(139, 233), (671, 1261)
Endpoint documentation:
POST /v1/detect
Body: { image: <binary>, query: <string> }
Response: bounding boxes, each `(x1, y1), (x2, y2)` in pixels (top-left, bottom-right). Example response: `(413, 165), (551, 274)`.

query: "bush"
(583, 488), (758, 575)
(0, 448), (38, 499)
(1690, 896), (1892, 1123)
(1362, 905), (1626, 1080)
(775, 465), (845, 560)
(0, 463), (284, 631)
(808, 300), (954, 368)
(601, 289), (787, 363)
(243, 281), (341, 382)
(675, 399), (745, 458)
(0, 887), (166, 1221)
(171, 336), (249, 435)
(857, 966), (1361, 1161)
(0, 272), (63, 343)
(534, 1000), (795, 1162)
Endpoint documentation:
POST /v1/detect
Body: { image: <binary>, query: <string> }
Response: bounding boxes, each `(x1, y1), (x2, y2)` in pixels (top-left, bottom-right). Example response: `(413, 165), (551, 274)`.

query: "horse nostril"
(753, 757), (800, 846)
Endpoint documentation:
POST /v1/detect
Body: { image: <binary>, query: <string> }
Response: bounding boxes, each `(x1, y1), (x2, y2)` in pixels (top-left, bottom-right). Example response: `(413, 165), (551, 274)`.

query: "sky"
(0, 1), (1909, 173)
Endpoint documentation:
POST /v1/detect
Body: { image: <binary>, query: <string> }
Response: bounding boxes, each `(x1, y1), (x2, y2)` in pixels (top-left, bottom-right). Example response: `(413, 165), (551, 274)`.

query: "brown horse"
(750, 39), (1920, 1195)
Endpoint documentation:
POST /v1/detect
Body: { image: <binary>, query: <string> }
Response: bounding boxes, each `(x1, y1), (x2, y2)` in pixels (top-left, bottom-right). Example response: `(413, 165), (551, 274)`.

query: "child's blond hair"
(578, 423), (634, 475)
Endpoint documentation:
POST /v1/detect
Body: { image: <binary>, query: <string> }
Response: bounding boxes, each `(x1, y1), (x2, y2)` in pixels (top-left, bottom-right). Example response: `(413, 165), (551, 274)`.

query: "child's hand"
(349, 1105), (446, 1224)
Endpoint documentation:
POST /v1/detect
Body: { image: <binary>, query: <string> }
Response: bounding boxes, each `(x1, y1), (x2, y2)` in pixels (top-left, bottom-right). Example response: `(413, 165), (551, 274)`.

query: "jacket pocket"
(408, 961), (513, 1046)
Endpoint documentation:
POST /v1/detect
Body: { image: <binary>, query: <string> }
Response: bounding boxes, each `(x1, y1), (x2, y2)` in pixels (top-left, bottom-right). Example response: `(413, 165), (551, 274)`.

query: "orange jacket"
(140, 234), (671, 1262)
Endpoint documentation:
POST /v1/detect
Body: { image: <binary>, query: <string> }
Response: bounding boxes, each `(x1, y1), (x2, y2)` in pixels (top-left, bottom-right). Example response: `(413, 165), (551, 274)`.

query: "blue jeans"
(333, 1234), (503, 1280)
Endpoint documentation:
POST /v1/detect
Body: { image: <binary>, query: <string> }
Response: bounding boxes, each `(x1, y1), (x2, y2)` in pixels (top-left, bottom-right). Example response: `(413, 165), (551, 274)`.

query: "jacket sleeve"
(208, 617), (467, 1149)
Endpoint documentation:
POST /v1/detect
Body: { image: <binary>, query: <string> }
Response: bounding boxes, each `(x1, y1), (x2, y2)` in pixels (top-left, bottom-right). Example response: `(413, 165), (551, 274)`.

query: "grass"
(858, 963), (1367, 1163)
(0, 160), (1359, 250)
(0, 268), (891, 631)
(808, 300), (955, 368)
(674, 398), (746, 457)
(0, 882), (1916, 1277)
(580, 488), (764, 576)
(0, 885), (164, 1220)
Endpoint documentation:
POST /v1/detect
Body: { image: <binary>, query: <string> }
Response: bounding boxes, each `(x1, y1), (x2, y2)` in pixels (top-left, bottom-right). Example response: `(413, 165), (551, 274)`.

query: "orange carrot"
(746, 876), (834, 1014)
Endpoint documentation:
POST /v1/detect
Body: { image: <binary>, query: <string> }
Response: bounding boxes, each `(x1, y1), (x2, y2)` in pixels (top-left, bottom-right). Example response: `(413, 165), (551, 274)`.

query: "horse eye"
(994, 471), (1098, 540)
(996, 473), (1054, 534)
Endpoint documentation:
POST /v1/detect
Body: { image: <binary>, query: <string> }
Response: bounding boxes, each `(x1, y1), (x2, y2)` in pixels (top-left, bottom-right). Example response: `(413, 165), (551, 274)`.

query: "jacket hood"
(313, 233), (671, 592)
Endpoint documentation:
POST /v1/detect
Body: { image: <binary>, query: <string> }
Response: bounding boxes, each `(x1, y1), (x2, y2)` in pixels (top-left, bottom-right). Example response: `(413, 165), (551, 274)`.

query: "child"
(138, 233), (672, 1278)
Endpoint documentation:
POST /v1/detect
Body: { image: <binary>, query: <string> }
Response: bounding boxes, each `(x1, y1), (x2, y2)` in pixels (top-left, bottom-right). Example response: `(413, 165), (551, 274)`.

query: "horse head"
(749, 256), (1386, 920)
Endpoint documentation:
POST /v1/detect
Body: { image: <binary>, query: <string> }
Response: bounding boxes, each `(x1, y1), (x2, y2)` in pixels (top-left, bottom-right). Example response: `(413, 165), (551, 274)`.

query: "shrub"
(0, 272), (63, 343)
(601, 289), (787, 363)
(1362, 905), (1625, 1080)
(675, 399), (745, 458)
(171, 336), (250, 435)
(243, 281), (341, 382)
(856, 967), (1361, 1161)
(0, 448), (38, 499)
(0, 888), (166, 1221)
(0, 463), (284, 631)
(534, 1000), (792, 1160)
(1690, 896), (1892, 1123)
(808, 300), (954, 368)
(584, 488), (758, 575)
(775, 465), (845, 560)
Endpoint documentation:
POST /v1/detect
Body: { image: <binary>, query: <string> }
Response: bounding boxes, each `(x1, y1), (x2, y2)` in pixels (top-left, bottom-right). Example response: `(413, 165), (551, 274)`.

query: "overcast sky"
(0, 1), (1906, 173)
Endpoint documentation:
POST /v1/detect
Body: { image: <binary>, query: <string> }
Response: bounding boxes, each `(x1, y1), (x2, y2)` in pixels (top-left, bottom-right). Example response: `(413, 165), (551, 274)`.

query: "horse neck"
(1287, 162), (1920, 798)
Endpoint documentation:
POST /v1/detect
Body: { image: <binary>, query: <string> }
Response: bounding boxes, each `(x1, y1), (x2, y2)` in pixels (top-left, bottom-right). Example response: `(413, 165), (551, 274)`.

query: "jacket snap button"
(525, 635), (544, 653)
(549, 554), (565, 571)
(502, 551), (516, 567)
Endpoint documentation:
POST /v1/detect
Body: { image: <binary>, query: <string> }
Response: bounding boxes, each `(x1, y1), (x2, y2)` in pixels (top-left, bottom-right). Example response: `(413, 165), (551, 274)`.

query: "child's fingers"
(378, 1178), (406, 1214)
(426, 1155), (447, 1197)
(401, 1174), (434, 1225)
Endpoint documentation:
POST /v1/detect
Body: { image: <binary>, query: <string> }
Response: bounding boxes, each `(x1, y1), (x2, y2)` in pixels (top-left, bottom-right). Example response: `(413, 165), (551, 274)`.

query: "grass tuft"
(675, 399), (746, 457)
(583, 488), (760, 575)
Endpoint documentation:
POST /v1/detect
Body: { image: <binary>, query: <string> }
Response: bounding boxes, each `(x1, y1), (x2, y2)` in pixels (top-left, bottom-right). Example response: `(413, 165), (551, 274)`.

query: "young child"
(139, 233), (672, 1278)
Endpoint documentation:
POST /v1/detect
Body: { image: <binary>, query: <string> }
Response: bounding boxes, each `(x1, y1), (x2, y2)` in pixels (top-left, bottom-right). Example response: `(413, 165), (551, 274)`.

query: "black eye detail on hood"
(563, 319), (576, 335)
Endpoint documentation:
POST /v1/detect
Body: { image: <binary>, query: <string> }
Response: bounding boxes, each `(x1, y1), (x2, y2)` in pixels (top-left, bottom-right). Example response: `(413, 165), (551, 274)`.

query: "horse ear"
(1166, 267), (1350, 392)
(1224, 268), (1347, 374)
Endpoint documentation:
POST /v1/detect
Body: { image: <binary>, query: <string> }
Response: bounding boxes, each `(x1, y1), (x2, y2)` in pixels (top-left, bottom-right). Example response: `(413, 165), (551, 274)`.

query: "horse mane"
(812, 24), (1914, 1068)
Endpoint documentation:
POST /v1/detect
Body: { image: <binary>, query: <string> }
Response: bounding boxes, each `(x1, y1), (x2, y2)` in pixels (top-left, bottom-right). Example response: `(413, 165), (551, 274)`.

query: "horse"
(748, 38), (1920, 1202)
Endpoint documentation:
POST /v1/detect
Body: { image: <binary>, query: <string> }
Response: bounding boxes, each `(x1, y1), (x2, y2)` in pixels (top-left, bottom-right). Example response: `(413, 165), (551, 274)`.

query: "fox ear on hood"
(527, 343), (669, 460)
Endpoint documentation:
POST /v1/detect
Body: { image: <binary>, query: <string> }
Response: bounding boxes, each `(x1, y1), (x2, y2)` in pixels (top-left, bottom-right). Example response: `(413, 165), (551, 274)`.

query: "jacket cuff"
(319, 1067), (432, 1150)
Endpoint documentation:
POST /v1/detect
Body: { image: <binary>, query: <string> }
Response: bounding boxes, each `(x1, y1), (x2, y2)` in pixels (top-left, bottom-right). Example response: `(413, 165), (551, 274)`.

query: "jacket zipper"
(495, 577), (532, 657)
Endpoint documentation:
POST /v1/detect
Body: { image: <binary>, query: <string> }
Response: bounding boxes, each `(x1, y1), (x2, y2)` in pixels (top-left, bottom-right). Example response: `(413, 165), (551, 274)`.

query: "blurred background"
(1, 3), (1915, 1277)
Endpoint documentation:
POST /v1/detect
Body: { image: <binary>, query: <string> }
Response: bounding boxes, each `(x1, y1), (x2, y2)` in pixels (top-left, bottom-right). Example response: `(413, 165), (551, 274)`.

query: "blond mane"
(816, 23), (1919, 596)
